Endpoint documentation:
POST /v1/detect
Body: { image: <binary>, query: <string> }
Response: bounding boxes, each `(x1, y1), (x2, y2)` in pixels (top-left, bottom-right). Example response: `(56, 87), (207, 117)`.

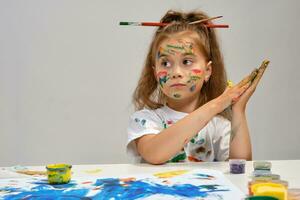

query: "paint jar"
(248, 180), (288, 195)
(253, 161), (272, 171)
(46, 164), (72, 184)
(229, 159), (246, 174)
(252, 173), (280, 181)
(250, 182), (287, 200)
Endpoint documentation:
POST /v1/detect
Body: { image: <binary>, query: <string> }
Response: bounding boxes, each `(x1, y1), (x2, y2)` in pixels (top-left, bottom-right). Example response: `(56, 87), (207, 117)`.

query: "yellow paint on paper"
(154, 170), (189, 178)
(16, 170), (46, 176)
(84, 169), (102, 174)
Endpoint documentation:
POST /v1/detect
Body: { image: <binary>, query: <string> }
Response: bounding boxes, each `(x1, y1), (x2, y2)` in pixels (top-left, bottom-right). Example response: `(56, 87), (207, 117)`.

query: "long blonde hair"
(133, 10), (231, 120)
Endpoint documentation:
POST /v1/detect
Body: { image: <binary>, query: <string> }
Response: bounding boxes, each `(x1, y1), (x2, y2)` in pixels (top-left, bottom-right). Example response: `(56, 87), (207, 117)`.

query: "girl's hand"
(232, 60), (269, 113)
(213, 60), (269, 113)
(214, 77), (252, 113)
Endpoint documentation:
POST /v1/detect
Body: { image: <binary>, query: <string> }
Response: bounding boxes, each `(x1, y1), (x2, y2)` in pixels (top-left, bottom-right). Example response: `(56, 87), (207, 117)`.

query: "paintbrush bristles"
(189, 16), (223, 25)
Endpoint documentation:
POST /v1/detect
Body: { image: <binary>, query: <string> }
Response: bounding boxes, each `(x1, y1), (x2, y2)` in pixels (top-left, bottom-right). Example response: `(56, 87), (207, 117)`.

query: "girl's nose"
(172, 73), (183, 79)
(171, 65), (183, 79)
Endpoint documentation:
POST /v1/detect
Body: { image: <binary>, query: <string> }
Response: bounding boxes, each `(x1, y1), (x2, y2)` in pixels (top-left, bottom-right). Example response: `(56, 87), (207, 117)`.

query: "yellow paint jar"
(46, 164), (72, 184)
(251, 182), (287, 200)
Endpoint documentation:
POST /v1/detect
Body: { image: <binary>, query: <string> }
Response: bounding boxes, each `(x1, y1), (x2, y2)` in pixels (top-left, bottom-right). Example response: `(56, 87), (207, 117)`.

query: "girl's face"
(154, 32), (212, 101)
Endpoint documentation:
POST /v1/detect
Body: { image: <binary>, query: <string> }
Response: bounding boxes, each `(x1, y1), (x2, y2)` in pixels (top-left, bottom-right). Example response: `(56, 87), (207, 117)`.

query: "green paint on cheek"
(159, 76), (169, 87)
(190, 76), (201, 81)
(187, 75), (201, 84)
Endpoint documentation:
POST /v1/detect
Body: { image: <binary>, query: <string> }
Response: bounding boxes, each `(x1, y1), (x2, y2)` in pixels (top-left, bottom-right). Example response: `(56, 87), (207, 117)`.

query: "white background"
(1, 0), (299, 166)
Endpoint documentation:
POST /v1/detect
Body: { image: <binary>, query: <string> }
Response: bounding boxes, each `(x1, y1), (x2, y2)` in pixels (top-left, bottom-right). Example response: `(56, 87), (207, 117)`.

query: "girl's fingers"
(250, 60), (269, 87)
(236, 68), (259, 88)
(237, 82), (251, 96)
(236, 60), (269, 89)
(224, 59), (269, 105)
(230, 82), (250, 101)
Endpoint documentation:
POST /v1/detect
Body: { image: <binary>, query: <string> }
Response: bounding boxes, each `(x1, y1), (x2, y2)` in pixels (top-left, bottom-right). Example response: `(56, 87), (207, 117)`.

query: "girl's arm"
(136, 101), (221, 164)
(137, 62), (268, 165)
(229, 110), (252, 160)
(136, 83), (248, 164)
(229, 61), (269, 160)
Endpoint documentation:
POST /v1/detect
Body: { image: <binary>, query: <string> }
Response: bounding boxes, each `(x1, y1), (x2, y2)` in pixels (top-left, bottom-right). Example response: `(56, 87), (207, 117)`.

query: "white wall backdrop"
(1, 0), (299, 166)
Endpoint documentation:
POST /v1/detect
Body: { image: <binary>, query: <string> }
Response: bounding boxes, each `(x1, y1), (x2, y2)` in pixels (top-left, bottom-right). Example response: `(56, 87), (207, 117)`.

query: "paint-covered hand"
(232, 60), (269, 113)
(213, 60), (269, 113)
(214, 78), (252, 113)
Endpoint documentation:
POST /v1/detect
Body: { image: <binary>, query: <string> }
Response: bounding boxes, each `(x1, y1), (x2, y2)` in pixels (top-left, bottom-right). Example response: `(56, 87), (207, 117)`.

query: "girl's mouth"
(170, 83), (187, 87)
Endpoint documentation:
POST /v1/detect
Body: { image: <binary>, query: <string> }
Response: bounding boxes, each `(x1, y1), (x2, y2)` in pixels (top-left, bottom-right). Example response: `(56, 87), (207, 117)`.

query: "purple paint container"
(229, 159), (246, 174)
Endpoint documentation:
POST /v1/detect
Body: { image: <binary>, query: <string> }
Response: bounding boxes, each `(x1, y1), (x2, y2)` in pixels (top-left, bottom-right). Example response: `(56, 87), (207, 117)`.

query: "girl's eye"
(161, 60), (171, 68)
(183, 59), (193, 66)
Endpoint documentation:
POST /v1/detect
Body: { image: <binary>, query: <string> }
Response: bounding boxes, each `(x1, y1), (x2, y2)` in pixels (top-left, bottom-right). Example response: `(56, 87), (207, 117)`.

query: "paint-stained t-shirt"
(127, 105), (231, 163)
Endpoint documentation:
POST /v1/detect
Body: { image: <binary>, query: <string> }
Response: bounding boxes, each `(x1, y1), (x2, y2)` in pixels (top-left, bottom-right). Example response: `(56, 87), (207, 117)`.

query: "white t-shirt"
(127, 105), (231, 163)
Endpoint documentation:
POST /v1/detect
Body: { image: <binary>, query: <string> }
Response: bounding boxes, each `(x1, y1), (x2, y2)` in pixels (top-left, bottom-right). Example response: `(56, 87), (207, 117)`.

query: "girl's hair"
(133, 10), (231, 120)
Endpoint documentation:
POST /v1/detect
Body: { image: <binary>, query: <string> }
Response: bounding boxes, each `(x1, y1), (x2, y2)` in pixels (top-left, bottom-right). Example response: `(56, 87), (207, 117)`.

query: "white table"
(1, 160), (300, 195)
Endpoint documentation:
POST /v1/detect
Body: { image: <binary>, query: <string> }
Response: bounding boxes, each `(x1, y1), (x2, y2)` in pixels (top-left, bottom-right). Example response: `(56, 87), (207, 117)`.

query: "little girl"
(127, 10), (267, 164)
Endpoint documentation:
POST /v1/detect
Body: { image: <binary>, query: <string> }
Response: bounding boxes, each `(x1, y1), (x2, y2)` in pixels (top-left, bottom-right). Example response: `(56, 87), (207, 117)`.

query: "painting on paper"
(0, 169), (245, 199)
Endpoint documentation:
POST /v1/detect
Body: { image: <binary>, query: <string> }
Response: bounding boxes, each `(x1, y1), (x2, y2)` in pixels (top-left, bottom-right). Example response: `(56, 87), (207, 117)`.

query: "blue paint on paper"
(195, 173), (215, 180)
(93, 178), (228, 199)
(1, 177), (229, 199)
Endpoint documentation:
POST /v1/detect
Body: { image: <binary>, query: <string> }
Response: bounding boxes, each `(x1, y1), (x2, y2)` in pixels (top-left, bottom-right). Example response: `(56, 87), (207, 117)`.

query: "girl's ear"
(204, 61), (212, 82)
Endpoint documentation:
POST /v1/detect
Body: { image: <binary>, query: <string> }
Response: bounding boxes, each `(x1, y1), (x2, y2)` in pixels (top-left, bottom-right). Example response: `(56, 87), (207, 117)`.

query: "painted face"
(154, 33), (211, 101)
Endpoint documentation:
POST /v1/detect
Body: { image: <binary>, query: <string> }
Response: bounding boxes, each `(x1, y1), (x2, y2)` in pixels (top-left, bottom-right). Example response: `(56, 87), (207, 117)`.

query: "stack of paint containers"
(247, 161), (288, 200)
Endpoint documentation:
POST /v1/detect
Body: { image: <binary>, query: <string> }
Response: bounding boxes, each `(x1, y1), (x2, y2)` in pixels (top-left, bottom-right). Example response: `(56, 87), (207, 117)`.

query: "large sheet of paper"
(0, 169), (245, 199)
